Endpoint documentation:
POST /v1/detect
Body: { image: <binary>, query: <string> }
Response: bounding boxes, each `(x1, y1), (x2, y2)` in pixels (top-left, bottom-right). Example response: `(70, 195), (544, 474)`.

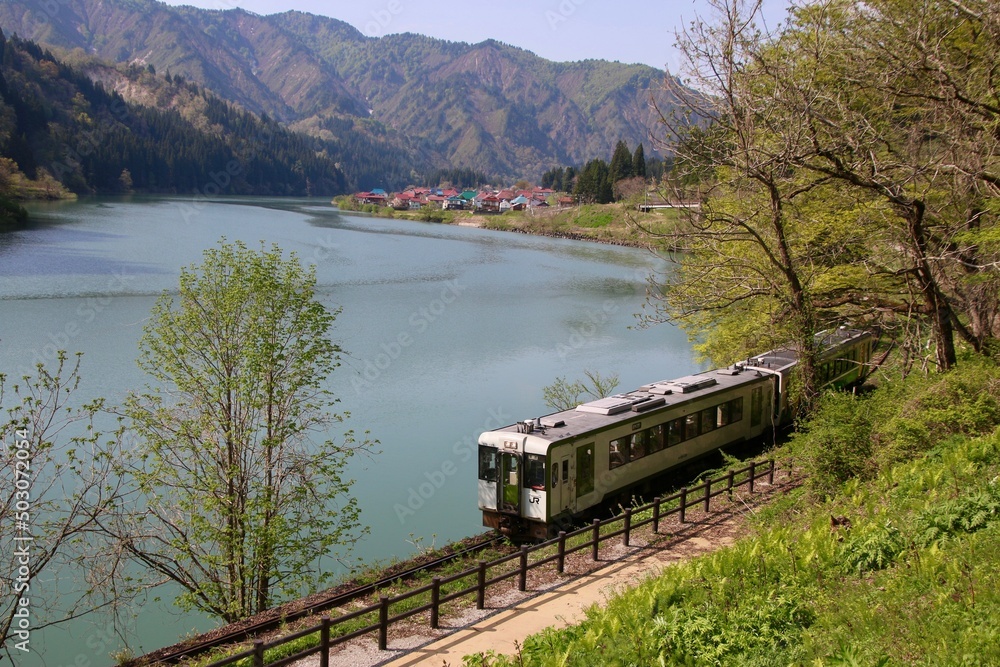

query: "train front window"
(524, 454), (546, 490)
(478, 446), (497, 482)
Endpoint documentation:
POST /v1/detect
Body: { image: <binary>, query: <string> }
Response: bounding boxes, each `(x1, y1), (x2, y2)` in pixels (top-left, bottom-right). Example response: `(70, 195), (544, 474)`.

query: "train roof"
(742, 327), (870, 373)
(483, 328), (871, 453)
(492, 363), (772, 447)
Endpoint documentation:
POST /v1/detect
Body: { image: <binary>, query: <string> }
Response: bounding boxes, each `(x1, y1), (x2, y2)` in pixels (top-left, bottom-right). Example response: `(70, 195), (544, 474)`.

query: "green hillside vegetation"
(467, 354), (1000, 666)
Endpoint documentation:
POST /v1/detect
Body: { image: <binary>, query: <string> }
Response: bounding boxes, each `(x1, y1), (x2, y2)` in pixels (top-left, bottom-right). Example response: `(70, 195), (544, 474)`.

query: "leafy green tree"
(643, 0), (840, 410)
(105, 240), (374, 622)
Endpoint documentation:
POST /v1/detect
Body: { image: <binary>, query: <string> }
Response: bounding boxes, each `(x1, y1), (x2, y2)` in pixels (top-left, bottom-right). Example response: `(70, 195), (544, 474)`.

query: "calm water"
(0, 196), (697, 665)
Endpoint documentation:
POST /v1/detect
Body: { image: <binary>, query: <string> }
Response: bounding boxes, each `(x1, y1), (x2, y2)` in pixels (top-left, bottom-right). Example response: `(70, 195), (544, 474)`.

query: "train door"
(551, 450), (574, 515)
(751, 386), (763, 428)
(576, 442), (594, 499)
(499, 452), (520, 513)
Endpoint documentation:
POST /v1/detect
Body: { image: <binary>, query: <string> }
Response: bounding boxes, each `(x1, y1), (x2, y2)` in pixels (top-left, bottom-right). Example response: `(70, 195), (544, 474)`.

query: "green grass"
(464, 355), (1000, 666)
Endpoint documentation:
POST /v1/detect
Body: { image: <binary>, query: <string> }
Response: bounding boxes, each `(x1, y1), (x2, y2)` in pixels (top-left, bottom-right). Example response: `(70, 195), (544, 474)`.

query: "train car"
(478, 328), (872, 540)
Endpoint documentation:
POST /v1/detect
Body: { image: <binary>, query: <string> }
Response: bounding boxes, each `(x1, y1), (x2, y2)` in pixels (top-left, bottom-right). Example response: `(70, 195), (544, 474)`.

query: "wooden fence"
(206, 459), (776, 667)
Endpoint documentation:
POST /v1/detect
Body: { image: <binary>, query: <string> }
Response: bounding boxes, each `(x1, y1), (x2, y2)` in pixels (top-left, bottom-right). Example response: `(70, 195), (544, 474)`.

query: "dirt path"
(293, 467), (800, 667)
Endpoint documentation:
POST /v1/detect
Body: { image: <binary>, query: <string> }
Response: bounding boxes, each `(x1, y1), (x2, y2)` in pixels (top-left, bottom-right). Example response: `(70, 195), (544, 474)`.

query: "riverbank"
(332, 197), (686, 248)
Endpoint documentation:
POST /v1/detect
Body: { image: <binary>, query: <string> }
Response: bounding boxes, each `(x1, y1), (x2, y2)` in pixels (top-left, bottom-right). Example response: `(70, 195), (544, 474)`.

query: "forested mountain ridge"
(0, 28), (422, 196)
(0, 0), (679, 179)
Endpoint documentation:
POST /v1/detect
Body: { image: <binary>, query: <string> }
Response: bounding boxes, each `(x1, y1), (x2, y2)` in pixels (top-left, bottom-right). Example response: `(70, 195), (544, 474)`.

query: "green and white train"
(478, 328), (873, 540)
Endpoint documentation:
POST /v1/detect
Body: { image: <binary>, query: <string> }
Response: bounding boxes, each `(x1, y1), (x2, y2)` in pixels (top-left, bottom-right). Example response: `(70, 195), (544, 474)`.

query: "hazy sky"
(158, 0), (793, 72)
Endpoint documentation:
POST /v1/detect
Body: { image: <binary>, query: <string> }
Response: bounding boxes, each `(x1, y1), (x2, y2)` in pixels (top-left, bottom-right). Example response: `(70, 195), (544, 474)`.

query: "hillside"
(470, 356), (1000, 665)
(0, 0), (681, 180)
(0, 29), (427, 196)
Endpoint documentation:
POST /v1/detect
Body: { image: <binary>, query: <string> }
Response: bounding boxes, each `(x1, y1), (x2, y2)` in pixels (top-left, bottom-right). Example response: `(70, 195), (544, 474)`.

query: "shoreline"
(335, 202), (679, 250)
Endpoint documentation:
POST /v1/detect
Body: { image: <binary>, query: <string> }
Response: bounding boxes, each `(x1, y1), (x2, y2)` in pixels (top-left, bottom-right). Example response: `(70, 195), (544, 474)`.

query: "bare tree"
(0, 353), (129, 659)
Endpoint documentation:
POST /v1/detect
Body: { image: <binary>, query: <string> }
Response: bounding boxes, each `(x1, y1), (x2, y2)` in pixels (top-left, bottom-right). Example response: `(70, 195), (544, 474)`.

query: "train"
(477, 328), (873, 540)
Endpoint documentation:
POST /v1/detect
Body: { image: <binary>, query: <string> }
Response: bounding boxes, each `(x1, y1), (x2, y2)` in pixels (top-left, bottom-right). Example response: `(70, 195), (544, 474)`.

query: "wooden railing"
(205, 459), (776, 667)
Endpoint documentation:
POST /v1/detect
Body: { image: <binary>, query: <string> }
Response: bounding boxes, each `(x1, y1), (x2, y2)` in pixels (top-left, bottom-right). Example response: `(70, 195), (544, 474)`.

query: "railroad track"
(146, 533), (506, 665)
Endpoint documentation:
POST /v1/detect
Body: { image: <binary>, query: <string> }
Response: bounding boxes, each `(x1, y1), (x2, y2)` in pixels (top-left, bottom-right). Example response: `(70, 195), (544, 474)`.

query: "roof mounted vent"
(632, 396), (666, 412)
(639, 381), (674, 396)
(664, 375), (718, 393)
(576, 395), (645, 415)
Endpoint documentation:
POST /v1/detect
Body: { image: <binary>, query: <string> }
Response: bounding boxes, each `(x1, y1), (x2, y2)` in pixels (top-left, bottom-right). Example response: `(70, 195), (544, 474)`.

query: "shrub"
(794, 392), (877, 497)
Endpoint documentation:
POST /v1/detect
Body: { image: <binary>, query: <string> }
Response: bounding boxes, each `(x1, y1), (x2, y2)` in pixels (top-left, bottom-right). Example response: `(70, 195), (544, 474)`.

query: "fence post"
(378, 596), (389, 651)
(430, 577), (441, 629)
(749, 460), (756, 493)
(703, 480), (711, 512)
(680, 487), (687, 523)
(652, 496), (661, 534)
(768, 459), (775, 484)
(477, 560), (487, 610)
(320, 617), (331, 667)
(557, 531), (566, 574)
(519, 545), (529, 592)
(623, 508), (632, 547)
(253, 640), (264, 667)
(591, 518), (600, 561)
(727, 469), (735, 499)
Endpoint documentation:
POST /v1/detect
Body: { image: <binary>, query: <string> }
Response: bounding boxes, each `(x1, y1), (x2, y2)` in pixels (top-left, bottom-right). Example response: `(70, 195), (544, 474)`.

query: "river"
(0, 196), (697, 665)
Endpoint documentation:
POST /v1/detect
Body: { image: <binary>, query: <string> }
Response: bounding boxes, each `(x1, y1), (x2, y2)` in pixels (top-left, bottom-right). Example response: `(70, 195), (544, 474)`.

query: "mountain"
(0, 29), (416, 196)
(0, 0), (679, 181)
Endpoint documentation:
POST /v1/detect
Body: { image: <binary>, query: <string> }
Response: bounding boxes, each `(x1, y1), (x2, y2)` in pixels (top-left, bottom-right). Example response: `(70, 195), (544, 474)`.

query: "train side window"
(730, 397), (743, 422)
(630, 430), (648, 460)
(648, 424), (666, 453)
(685, 414), (700, 439)
(478, 446), (497, 482)
(667, 418), (683, 446)
(609, 438), (627, 469)
(524, 454), (546, 490)
(562, 459), (569, 483)
(717, 401), (730, 427)
(700, 407), (716, 433)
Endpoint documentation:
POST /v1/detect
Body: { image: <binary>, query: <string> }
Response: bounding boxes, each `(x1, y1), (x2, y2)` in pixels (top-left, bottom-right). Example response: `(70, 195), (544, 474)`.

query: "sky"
(157, 0), (794, 73)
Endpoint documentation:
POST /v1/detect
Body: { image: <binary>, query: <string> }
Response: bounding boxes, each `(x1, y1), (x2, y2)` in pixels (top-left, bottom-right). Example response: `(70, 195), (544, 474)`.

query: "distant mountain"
(0, 0), (681, 181)
(0, 29), (414, 196)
